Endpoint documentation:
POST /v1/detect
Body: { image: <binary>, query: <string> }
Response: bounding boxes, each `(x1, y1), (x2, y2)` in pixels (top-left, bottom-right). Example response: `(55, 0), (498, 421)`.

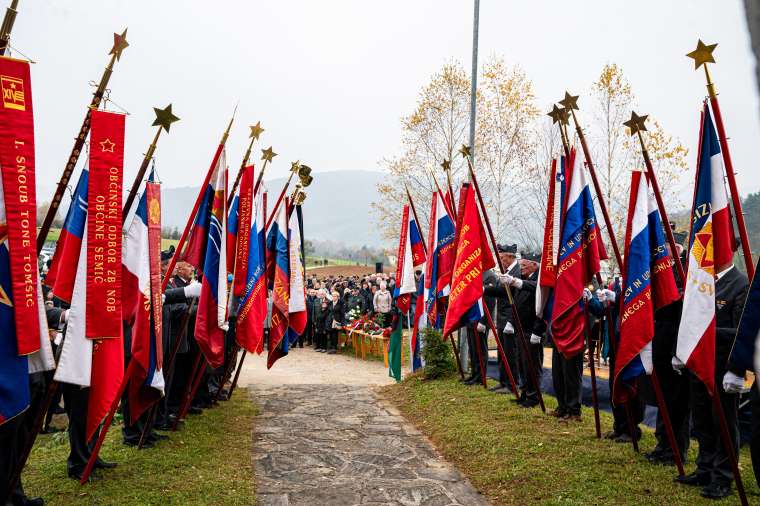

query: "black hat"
(521, 251), (541, 263)
(497, 243), (517, 254)
(161, 245), (175, 262)
(673, 231), (687, 246)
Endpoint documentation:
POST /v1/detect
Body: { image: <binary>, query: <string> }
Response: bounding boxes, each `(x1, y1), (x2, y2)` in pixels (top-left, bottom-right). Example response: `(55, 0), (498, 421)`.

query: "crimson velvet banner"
(86, 109), (125, 340)
(0, 56), (40, 355)
(145, 181), (163, 361)
(234, 165), (254, 297)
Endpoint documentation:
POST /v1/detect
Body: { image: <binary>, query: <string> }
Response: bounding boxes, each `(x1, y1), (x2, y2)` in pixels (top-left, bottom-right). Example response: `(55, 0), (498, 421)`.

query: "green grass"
(381, 376), (760, 505)
(305, 256), (364, 267)
(22, 389), (257, 505)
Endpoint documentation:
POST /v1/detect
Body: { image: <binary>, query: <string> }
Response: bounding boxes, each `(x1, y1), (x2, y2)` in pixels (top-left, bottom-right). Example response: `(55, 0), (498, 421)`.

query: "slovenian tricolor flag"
(676, 104), (734, 394)
(45, 169), (88, 303)
(266, 200), (290, 369)
(226, 192), (239, 275)
(424, 191), (456, 327)
(236, 184), (267, 354)
(613, 170), (679, 404)
(550, 153), (607, 359)
(410, 273), (425, 371)
(122, 175), (165, 423)
(394, 204), (426, 314)
(194, 149), (229, 369)
(442, 183), (495, 337)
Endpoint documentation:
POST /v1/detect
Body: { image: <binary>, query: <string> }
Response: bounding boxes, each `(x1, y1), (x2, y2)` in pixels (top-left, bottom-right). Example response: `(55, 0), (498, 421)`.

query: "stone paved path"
(246, 349), (488, 506)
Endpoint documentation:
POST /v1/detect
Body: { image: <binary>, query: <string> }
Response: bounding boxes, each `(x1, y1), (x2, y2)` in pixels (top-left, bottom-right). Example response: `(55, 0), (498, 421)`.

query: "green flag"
(388, 311), (402, 382)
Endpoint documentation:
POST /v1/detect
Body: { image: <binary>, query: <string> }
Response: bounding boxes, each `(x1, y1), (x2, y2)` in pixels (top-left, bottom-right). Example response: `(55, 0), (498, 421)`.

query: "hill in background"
(161, 170), (387, 248)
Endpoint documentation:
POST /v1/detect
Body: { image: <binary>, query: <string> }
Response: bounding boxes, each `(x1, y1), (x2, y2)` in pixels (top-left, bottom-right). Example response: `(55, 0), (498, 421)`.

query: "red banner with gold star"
(86, 109), (125, 340)
(0, 56), (41, 355)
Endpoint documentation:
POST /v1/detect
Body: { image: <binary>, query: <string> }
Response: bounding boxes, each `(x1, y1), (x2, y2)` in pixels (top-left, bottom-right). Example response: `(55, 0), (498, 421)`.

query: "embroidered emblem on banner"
(0, 75), (24, 111)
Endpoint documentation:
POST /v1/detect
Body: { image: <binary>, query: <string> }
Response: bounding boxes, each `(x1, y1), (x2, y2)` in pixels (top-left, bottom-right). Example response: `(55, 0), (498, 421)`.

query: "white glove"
(602, 289), (616, 303)
(503, 322), (515, 334)
(595, 289), (606, 302)
(722, 371), (745, 394)
(184, 280), (202, 298)
(476, 323), (486, 333)
(61, 309), (69, 324)
(498, 273), (513, 285)
(671, 356), (685, 374)
(161, 294), (166, 304)
(510, 277), (523, 289)
(583, 288), (592, 302)
(530, 333), (542, 345)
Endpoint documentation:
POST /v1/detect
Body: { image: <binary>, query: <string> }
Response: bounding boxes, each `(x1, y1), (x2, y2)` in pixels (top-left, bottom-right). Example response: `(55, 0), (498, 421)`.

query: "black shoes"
(95, 458), (117, 469)
(675, 471), (710, 487)
(701, 482), (732, 500)
(187, 406), (203, 415)
(520, 398), (539, 408)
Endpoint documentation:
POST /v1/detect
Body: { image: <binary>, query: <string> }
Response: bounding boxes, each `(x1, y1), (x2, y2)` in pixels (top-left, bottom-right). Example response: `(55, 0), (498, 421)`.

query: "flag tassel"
(464, 155), (546, 413)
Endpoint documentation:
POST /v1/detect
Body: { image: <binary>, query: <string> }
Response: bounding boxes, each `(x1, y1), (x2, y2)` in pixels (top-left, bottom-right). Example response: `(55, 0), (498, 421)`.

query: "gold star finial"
(152, 104), (179, 133)
(459, 144), (471, 159)
(559, 91), (579, 111)
(290, 160), (301, 173)
(109, 28), (129, 61)
(261, 146), (277, 163)
(557, 106), (570, 126)
(547, 104), (562, 124)
(623, 111), (648, 136)
(441, 159), (451, 173)
(687, 39), (718, 70)
(249, 121), (264, 140)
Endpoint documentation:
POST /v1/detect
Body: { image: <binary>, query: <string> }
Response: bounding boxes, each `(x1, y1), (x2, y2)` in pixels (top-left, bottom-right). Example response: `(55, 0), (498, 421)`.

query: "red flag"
(443, 183), (494, 337)
(0, 56), (41, 355)
(86, 110), (124, 340)
(84, 109), (126, 440)
(233, 165), (254, 296)
(266, 201), (290, 368)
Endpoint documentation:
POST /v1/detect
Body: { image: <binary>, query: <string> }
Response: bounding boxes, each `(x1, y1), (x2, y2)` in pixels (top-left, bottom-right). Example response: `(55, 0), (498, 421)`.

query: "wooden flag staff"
(37, 29), (129, 254)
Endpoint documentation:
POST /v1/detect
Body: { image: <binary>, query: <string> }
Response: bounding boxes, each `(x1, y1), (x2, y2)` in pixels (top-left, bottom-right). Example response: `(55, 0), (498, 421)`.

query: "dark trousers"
(327, 329), (338, 350)
(167, 352), (193, 414)
(315, 331), (326, 350)
(552, 348), (583, 416)
(305, 322), (314, 346)
(62, 384), (93, 476)
(607, 340), (644, 436)
(751, 382), (760, 488)
(519, 342), (543, 401)
(691, 373), (739, 486)
(652, 362), (691, 458)
(466, 327), (488, 381)
(498, 331), (520, 389)
(121, 394), (150, 444)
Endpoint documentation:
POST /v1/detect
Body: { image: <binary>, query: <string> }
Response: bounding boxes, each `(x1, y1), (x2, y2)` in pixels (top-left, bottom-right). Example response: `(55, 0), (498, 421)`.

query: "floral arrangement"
(346, 313), (388, 336)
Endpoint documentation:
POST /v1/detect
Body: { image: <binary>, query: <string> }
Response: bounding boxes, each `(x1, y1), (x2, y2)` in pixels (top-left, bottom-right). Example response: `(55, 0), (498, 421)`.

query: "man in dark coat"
(481, 244), (520, 392)
(464, 270), (496, 386)
(675, 258), (749, 500)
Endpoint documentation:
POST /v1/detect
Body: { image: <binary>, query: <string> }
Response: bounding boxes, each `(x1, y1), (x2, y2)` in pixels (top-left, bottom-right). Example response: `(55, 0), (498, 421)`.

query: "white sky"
(13, 0), (760, 203)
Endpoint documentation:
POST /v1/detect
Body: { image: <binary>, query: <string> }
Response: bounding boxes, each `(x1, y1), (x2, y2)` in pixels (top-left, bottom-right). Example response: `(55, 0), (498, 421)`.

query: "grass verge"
(22, 388), (257, 505)
(381, 376), (760, 505)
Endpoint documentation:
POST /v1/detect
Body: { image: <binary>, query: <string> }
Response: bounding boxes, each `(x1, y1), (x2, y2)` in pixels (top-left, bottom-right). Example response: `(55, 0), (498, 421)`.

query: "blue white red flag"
(613, 170), (679, 403)
(266, 200), (290, 368)
(550, 153), (606, 358)
(45, 169), (88, 303)
(394, 204), (425, 314)
(122, 176), (165, 423)
(424, 191), (456, 327)
(676, 104), (735, 394)
(443, 183), (495, 336)
(287, 205), (307, 344)
(194, 150), (229, 369)
(237, 185), (267, 354)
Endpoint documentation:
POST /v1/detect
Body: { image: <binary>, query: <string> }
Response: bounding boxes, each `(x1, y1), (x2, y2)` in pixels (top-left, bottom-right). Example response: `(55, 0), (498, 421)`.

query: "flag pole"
(173, 352), (207, 431)
(482, 302), (520, 398)
(649, 370), (686, 476)
(0, 0), (19, 55)
(227, 122), (264, 209)
(624, 112), (686, 285)
(440, 159), (457, 211)
(463, 148), (547, 413)
(687, 40), (755, 278)
(265, 161), (309, 231)
(560, 92), (624, 270)
(123, 105), (179, 218)
(37, 29), (129, 254)
(253, 146), (276, 194)
(583, 305), (602, 438)
(161, 111), (236, 292)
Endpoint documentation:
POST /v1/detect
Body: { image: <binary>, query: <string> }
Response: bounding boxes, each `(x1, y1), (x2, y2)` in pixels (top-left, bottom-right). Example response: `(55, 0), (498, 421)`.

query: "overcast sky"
(13, 0), (760, 204)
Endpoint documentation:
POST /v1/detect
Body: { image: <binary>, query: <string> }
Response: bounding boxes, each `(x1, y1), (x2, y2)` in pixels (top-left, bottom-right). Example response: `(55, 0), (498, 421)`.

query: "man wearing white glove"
(675, 259), (749, 499)
(183, 280), (202, 298)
